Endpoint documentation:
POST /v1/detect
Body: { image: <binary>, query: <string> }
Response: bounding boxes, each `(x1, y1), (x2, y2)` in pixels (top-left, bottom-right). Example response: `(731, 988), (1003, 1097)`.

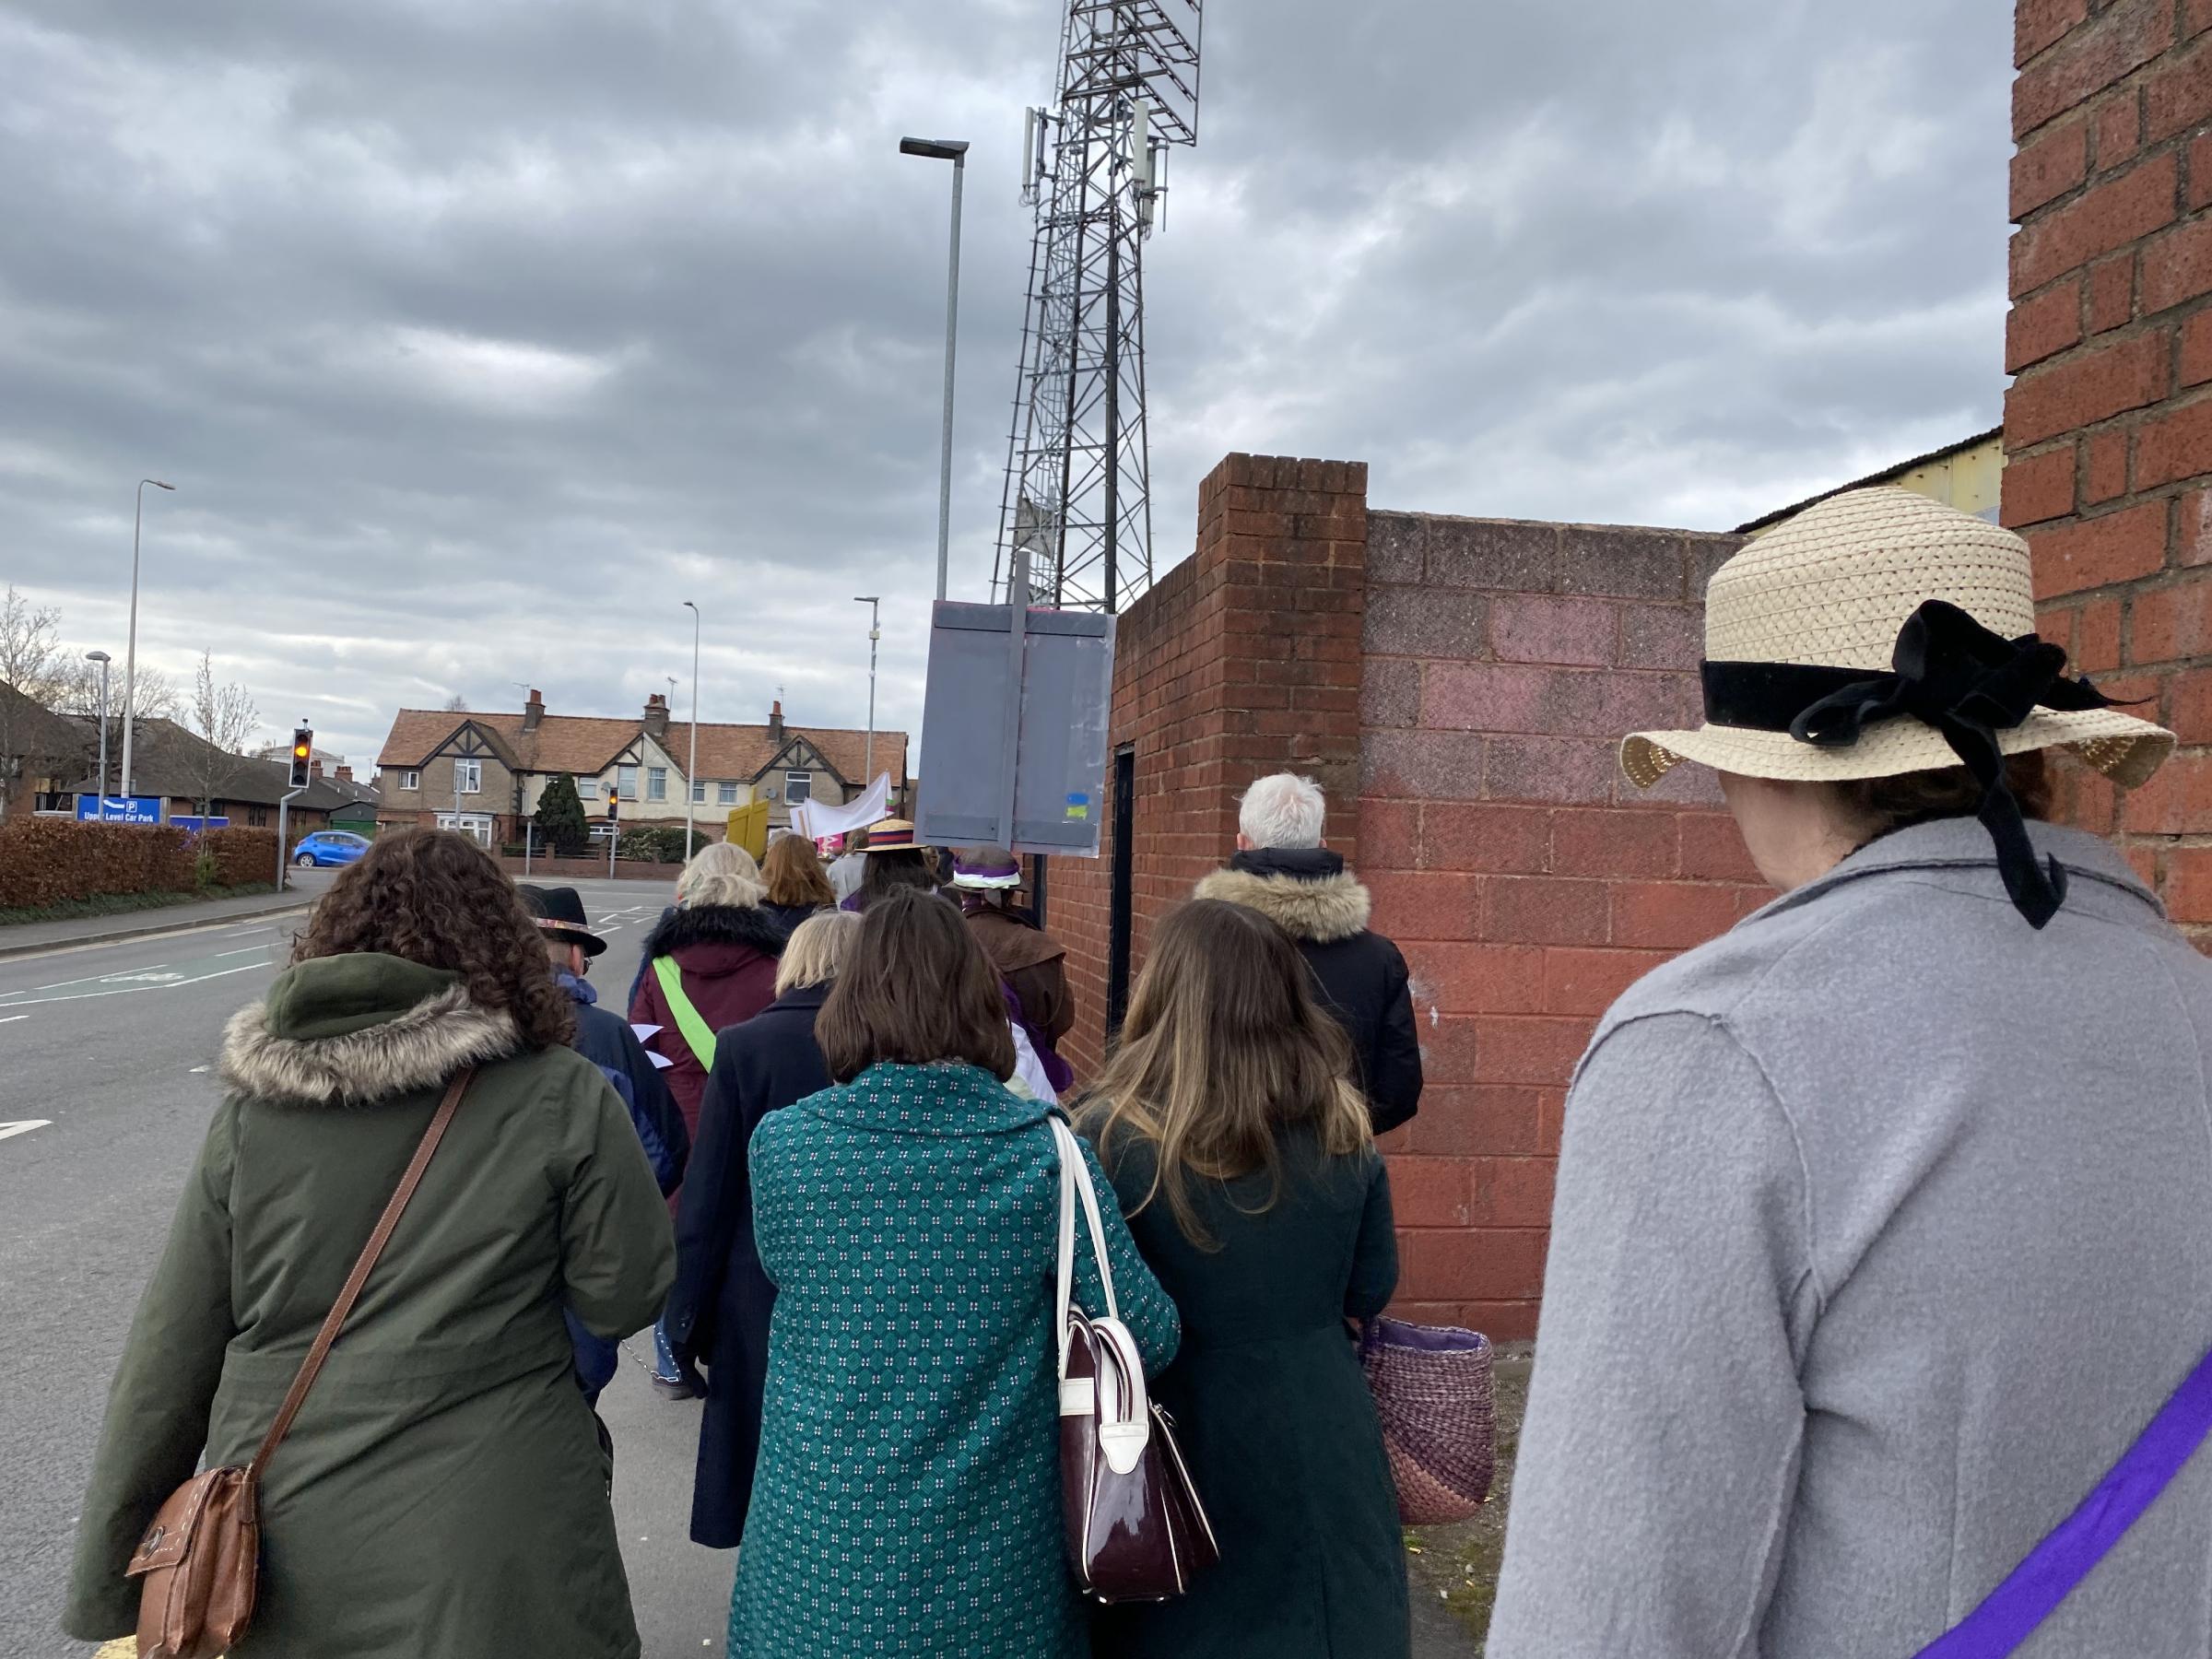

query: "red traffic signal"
(289, 727), (313, 789)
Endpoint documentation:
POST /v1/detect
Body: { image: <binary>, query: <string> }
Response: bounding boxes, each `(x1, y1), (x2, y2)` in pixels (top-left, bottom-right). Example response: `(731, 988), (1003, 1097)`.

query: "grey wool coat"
(64, 952), (677, 1657)
(1488, 818), (2212, 1658)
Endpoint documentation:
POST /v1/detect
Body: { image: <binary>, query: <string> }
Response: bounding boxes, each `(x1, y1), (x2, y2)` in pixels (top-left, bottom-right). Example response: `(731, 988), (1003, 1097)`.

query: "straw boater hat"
(860, 818), (920, 853)
(1620, 487), (2173, 927)
(1622, 487), (2171, 790)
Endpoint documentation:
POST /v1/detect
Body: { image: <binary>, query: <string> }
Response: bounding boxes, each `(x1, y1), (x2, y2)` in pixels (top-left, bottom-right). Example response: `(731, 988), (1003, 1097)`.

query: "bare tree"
(184, 651), (262, 817)
(0, 586), (69, 818)
(443, 693), (470, 712)
(52, 656), (181, 797)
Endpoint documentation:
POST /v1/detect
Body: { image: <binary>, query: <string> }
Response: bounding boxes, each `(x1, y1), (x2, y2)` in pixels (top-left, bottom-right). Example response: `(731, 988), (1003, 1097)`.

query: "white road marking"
(0, 959), (269, 1009)
(214, 947), (269, 958)
(0, 1120), (51, 1143)
(189, 1065), (209, 1073)
(0, 1014), (25, 1025)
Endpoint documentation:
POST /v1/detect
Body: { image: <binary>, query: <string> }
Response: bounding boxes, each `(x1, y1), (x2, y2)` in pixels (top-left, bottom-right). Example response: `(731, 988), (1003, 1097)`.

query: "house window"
(401, 771), (420, 792)
(784, 771), (813, 805)
(618, 765), (638, 800)
(691, 779), (706, 805)
(647, 767), (667, 802)
(455, 760), (482, 795)
(718, 781), (738, 806)
(576, 776), (599, 799)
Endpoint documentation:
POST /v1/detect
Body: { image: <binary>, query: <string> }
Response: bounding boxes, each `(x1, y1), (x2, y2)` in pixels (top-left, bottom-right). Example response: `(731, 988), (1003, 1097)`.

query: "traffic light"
(605, 790), (619, 825)
(289, 726), (313, 789)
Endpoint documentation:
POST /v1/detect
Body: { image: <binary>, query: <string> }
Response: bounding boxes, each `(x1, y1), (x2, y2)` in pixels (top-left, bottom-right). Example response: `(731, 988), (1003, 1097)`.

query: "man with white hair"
(1196, 772), (1422, 1134)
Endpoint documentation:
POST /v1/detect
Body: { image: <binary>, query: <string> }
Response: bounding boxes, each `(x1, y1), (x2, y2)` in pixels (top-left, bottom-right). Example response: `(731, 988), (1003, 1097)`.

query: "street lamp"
(682, 601), (701, 860)
(900, 137), (969, 604)
(118, 478), (175, 801)
(85, 651), (112, 818)
(853, 596), (880, 785)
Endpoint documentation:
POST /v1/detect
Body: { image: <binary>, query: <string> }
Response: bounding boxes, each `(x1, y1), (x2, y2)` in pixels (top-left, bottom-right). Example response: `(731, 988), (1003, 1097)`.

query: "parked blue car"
(292, 830), (371, 868)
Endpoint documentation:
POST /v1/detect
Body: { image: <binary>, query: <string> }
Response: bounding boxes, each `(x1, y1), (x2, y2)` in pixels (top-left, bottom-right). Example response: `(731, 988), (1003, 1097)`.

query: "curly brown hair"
(291, 829), (576, 1049)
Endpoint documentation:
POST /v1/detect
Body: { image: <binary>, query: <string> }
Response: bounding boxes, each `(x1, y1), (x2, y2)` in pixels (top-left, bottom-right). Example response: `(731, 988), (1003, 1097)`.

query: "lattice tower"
(994, 1), (1202, 612)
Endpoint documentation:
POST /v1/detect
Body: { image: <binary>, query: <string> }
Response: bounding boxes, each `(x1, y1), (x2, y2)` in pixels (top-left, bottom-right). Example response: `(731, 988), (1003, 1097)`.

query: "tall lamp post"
(85, 650), (112, 818)
(900, 137), (969, 604)
(853, 596), (880, 785)
(682, 601), (701, 859)
(119, 477), (176, 801)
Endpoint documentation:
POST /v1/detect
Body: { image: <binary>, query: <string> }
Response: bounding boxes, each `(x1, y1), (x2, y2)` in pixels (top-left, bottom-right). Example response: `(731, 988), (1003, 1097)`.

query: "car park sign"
(75, 795), (162, 826)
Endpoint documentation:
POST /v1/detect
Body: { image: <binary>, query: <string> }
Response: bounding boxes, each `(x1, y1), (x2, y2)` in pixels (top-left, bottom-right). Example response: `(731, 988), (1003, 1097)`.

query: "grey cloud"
(2, 0), (2013, 767)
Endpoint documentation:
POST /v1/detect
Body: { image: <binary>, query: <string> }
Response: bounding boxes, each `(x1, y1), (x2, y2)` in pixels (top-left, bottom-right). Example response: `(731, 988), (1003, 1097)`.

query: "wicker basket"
(1360, 1317), (1496, 1525)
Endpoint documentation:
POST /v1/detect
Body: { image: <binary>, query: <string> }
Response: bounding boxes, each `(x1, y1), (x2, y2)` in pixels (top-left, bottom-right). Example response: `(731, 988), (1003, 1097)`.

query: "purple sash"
(1914, 1344), (2212, 1657)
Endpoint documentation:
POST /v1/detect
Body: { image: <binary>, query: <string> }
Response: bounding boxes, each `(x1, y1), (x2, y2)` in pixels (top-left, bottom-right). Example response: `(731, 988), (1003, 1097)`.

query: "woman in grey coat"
(1489, 488), (2212, 1658)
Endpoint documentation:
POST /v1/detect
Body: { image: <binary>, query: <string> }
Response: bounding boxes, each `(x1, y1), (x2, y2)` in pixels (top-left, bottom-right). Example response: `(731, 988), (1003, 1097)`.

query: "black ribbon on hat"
(1701, 600), (2122, 929)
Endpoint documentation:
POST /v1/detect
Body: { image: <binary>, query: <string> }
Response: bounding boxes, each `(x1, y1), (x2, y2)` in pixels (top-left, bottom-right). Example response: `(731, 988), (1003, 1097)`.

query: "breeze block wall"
(1053, 452), (1772, 1339)
(1359, 512), (1769, 1340)
(2005, 0), (2212, 936)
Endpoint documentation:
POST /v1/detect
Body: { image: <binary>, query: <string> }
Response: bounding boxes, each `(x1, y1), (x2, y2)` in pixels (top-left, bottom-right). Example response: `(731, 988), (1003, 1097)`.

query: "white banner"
(789, 772), (893, 842)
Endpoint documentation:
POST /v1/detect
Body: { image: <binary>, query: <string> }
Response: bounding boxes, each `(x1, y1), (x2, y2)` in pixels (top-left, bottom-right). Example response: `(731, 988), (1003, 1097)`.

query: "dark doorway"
(1106, 746), (1136, 1037)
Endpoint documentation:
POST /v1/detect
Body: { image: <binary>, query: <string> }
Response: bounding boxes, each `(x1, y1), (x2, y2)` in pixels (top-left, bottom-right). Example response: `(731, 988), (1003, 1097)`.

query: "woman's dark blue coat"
(661, 983), (831, 1547)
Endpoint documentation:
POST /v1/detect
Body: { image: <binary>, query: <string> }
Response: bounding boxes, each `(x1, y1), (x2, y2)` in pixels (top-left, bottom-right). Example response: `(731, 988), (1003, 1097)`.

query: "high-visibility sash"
(652, 957), (716, 1070)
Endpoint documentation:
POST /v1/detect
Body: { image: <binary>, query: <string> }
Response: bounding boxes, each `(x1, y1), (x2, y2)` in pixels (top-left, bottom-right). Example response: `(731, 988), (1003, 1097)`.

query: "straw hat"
(861, 818), (919, 852)
(1620, 487), (2172, 791)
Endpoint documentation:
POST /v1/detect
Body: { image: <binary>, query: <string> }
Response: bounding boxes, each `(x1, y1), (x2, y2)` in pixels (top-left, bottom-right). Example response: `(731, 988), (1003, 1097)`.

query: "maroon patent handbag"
(1051, 1119), (1219, 1603)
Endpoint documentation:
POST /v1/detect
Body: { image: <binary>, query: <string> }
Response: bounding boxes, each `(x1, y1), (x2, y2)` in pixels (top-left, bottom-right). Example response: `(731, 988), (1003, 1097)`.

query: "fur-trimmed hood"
(220, 954), (521, 1107)
(1194, 849), (1373, 944)
(641, 901), (788, 965)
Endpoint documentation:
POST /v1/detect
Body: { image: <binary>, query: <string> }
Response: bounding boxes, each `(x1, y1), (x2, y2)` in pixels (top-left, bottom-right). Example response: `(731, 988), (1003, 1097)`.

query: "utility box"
(915, 602), (1115, 856)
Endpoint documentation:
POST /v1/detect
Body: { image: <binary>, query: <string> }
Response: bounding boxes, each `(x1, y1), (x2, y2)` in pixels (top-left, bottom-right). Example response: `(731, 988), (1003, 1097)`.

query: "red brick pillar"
(1050, 454), (1371, 1076)
(2005, 0), (2212, 934)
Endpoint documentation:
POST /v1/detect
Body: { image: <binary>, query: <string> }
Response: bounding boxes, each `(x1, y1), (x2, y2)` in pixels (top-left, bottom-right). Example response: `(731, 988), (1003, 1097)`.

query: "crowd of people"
(58, 489), (2212, 1657)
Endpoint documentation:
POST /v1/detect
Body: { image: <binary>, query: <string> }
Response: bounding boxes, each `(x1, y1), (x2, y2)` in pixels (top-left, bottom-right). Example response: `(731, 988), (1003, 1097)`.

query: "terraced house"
(374, 690), (908, 847)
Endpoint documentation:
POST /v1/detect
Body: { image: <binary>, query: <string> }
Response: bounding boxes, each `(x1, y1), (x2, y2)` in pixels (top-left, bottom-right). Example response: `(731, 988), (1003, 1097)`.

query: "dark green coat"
(729, 1063), (1181, 1658)
(1088, 1129), (1408, 1659)
(64, 953), (677, 1658)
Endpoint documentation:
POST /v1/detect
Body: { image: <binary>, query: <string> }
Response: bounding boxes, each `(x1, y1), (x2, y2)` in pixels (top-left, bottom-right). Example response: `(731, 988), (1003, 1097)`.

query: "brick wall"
(2005, 0), (2212, 932)
(1359, 511), (1768, 1340)
(1052, 453), (1772, 1340)
(1053, 453), (1371, 1076)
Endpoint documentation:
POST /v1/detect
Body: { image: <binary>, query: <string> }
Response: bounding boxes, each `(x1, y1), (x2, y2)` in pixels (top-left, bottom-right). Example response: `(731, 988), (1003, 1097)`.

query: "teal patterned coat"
(730, 1063), (1181, 1658)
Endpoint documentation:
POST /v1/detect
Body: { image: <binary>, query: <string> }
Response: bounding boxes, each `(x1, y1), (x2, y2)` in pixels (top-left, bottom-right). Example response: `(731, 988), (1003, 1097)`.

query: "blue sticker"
(1066, 792), (1089, 806)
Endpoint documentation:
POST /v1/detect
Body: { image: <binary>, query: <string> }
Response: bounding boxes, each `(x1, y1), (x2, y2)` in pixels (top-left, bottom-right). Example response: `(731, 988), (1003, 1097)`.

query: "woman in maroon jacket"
(631, 841), (784, 1398)
(629, 842), (785, 1152)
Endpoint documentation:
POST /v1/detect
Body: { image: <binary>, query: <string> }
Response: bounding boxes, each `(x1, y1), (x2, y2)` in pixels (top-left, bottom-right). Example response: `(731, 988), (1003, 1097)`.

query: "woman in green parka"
(729, 888), (1180, 1658)
(1078, 899), (1408, 1659)
(64, 830), (676, 1658)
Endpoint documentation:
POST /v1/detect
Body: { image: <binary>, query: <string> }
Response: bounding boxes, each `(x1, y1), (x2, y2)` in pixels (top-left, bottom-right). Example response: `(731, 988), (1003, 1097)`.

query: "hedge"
(199, 827), (282, 888)
(0, 818), (197, 910)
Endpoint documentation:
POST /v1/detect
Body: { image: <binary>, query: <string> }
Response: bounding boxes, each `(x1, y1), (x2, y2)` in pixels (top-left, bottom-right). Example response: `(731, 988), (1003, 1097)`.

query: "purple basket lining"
(1369, 1317), (1491, 1356)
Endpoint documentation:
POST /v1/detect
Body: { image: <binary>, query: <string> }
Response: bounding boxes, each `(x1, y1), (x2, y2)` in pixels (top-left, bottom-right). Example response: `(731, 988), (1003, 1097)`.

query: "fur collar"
(1194, 865), (1373, 944)
(642, 902), (788, 960)
(219, 982), (521, 1107)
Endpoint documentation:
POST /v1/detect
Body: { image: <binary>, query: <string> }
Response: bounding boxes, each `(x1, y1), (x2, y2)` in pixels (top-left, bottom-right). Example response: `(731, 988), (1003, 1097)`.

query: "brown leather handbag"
(124, 1067), (475, 1659)
(1051, 1118), (1218, 1604)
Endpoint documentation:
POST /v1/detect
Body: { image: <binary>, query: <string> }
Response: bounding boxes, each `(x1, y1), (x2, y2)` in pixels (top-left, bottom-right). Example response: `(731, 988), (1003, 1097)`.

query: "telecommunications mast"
(995, 1), (1203, 613)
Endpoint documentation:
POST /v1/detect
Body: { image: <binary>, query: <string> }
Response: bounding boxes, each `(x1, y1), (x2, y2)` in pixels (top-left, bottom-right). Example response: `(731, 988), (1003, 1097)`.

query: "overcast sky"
(0, 0), (2011, 773)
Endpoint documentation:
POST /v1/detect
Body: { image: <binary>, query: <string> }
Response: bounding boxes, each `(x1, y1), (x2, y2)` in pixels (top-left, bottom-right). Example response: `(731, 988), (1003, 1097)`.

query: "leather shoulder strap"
(246, 1065), (475, 1478)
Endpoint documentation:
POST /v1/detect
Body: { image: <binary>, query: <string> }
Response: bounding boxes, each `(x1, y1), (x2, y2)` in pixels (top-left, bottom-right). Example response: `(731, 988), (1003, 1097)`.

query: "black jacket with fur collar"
(1196, 848), (1423, 1135)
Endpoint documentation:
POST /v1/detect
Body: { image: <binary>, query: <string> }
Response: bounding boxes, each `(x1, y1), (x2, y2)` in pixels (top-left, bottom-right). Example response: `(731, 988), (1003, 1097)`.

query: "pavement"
(3, 873), (1478, 1658)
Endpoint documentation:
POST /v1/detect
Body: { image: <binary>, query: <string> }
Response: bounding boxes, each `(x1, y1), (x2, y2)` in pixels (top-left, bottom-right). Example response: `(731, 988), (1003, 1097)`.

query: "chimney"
(769, 698), (784, 746)
(336, 765), (354, 782)
(643, 692), (670, 741)
(523, 688), (546, 733)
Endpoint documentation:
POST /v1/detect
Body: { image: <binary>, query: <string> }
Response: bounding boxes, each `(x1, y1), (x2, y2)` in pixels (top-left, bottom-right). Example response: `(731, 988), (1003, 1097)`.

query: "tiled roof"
(377, 709), (909, 788)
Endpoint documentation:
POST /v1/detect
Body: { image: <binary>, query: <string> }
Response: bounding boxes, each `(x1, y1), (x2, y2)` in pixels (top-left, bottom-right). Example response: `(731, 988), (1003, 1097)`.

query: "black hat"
(519, 884), (606, 958)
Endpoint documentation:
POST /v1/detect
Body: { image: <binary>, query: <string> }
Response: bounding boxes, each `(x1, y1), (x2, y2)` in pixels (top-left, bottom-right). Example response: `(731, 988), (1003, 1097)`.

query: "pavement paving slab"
(0, 873), (336, 961)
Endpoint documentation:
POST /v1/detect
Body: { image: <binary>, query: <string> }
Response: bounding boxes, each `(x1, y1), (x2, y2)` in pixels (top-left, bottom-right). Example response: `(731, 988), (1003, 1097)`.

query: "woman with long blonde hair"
(1078, 898), (1406, 1659)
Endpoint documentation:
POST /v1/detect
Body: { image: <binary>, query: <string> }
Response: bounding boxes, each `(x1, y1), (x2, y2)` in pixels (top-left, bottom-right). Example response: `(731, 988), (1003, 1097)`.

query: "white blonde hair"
(677, 840), (765, 910)
(1238, 772), (1326, 850)
(774, 910), (860, 994)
